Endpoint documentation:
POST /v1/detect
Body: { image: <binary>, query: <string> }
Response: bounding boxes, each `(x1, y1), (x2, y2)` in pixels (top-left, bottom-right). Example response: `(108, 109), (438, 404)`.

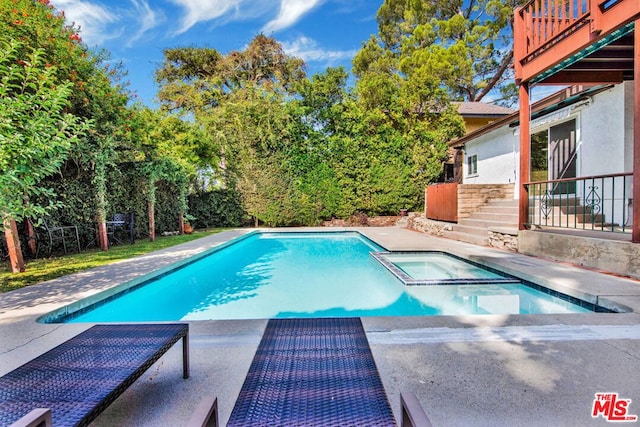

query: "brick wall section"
(457, 184), (514, 219)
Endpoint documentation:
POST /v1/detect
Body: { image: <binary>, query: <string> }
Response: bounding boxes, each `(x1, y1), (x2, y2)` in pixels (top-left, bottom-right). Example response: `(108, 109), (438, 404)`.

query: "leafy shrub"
(188, 189), (245, 229)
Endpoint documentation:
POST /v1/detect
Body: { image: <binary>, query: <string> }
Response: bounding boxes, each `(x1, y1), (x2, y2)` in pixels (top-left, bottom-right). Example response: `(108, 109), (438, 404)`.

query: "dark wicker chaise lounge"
(220, 317), (430, 427)
(0, 323), (189, 427)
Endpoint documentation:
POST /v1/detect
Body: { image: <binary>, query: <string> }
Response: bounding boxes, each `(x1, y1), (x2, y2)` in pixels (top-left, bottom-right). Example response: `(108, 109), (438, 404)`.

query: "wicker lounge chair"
(223, 317), (431, 427)
(0, 323), (189, 427)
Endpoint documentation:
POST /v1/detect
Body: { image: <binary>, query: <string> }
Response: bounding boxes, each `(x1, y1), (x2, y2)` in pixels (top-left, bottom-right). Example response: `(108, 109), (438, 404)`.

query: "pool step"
(441, 199), (519, 246)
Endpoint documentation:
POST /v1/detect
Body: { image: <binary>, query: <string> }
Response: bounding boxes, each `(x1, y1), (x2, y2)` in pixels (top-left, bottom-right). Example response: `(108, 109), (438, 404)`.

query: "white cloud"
(282, 36), (358, 65)
(262, 0), (324, 33)
(52, 0), (164, 48)
(169, 0), (256, 35)
(282, 36), (357, 64)
(52, 0), (120, 45)
(126, 0), (164, 46)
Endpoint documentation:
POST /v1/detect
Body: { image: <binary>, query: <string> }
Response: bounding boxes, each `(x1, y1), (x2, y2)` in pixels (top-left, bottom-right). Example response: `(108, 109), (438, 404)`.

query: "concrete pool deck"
(0, 227), (639, 426)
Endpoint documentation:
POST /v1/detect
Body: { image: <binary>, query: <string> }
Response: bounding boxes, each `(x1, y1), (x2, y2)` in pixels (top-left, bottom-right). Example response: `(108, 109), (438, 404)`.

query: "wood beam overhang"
(516, 23), (633, 84)
(515, 0), (640, 85)
(538, 70), (624, 85)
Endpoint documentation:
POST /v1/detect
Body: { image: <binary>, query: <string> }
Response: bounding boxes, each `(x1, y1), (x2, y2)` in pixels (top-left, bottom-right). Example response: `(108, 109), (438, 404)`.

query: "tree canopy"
(354, 0), (524, 105)
(156, 34), (306, 113)
(3, 0), (477, 273)
(155, 34), (464, 226)
(0, 41), (89, 225)
(0, 0), (201, 271)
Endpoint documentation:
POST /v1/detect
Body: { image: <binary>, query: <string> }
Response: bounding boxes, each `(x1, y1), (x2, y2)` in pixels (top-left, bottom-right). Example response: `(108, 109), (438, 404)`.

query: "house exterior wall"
(464, 117), (501, 133)
(462, 125), (519, 196)
(579, 84), (627, 177)
(624, 81), (635, 174)
(462, 82), (632, 207)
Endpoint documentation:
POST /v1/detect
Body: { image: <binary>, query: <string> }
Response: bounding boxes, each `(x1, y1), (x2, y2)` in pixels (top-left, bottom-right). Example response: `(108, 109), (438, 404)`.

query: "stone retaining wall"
(488, 230), (518, 251)
(519, 230), (640, 279)
(407, 213), (453, 236)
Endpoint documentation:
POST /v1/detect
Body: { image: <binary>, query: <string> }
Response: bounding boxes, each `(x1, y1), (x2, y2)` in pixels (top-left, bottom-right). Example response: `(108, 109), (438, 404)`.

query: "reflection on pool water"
(40, 231), (600, 323)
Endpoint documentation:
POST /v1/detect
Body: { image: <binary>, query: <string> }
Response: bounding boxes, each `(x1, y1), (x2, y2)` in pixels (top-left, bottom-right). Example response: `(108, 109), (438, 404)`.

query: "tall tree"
(127, 106), (211, 239)
(328, 69), (464, 215)
(354, 0), (523, 105)
(155, 35), (306, 225)
(2, 0), (134, 253)
(0, 41), (89, 272)
(156, 34), (305, 114)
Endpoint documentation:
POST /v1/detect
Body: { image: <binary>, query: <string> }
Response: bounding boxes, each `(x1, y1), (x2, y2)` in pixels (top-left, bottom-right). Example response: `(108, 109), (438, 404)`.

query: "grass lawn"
(0, 229), (226, 294)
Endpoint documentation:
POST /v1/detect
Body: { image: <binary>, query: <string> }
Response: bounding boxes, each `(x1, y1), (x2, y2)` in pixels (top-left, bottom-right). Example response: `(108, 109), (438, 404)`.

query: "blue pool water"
(43, 231), (595, 323)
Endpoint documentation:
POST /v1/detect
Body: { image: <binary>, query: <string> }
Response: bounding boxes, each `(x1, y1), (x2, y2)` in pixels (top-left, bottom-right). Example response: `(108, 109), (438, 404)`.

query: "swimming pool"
(40, 231), (603, 323)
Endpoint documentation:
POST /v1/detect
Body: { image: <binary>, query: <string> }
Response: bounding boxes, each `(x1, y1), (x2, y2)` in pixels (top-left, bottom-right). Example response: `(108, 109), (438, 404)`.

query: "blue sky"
(49, 0), (381, 106)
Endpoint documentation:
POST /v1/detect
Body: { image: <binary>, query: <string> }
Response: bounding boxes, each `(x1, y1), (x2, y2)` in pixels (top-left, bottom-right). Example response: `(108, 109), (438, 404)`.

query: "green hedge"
(29, 165), (245, 249)
(188, 188), (245, 229)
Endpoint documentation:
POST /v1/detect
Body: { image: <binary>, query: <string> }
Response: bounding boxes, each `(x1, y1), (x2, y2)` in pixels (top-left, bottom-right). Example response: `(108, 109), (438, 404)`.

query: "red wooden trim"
(539, 70), (624, 84)
(633, 22), (640, 243)
(516, 0), (640, 84)
(514, 6), (526, 82)
(519, 83), (531, 230)
(590, 0), (602, 35)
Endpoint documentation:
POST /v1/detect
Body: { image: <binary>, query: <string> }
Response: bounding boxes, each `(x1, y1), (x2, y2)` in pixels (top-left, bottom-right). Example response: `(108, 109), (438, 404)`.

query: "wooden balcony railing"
(514, 0), (639, 82)
(519, 0), (590, 59)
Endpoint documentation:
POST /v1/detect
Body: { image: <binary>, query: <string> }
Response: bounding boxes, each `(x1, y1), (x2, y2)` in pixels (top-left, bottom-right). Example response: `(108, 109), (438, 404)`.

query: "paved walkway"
(1, 228), (639, 426)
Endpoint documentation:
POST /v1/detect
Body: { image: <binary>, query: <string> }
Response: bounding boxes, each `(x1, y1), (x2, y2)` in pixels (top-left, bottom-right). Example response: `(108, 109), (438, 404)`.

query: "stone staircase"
(441, 199), (519, 246)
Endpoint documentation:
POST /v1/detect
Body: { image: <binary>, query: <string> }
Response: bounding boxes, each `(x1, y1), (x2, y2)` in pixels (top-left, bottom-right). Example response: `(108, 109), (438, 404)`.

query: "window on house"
(467, 154), (478, 175)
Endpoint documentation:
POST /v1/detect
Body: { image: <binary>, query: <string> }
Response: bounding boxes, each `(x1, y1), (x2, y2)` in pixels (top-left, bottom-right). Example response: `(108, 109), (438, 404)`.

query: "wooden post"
(148, 200), (155, 242)
(589, 0), (602, 38)
(518, 82), (531, 230)
(97, 222), (108, 251)
(25, 219), (36, 256)
(178, 214), (185, 235)
(513, 6), (525, 83)
(633, 20), (640, 243)
(4, 219), (25, 273)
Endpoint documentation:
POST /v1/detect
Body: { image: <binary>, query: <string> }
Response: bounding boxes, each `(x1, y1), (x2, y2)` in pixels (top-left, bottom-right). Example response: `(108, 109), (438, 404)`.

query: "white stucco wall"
(579, 84), (627, 177)
(462, 125), (519, 197)
(624, 81), (635, 174)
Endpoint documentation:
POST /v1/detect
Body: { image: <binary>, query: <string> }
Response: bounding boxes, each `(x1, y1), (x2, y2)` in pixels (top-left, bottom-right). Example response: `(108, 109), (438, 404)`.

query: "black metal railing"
(524, 173), (633, 233)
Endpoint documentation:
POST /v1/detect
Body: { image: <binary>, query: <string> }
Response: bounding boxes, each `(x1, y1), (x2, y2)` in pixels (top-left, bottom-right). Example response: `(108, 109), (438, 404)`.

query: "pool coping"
(1, 227), (640, 426)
